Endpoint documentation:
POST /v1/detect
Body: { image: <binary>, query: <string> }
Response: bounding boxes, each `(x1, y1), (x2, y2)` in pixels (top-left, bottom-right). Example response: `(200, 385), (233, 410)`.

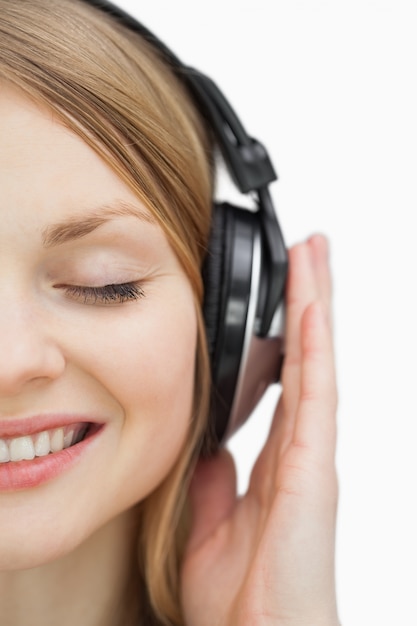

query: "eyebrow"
(41, 200), (155, 248)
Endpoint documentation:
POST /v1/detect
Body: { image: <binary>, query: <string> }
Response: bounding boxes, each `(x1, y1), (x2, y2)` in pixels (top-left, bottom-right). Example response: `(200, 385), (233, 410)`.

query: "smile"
(0, 420), (103, 492)
(0, 423), (89, 464)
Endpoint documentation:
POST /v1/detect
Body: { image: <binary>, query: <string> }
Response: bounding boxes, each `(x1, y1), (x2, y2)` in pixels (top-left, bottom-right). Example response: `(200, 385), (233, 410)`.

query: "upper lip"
(0, 415), (102, 439)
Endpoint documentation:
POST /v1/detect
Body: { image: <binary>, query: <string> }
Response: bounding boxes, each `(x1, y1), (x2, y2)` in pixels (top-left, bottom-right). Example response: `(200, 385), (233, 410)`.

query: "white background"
(117, 1), (417, 624)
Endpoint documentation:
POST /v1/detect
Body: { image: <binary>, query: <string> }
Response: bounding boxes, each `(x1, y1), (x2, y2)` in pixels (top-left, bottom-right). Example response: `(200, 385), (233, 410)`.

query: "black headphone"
(83, 0), (288, 448)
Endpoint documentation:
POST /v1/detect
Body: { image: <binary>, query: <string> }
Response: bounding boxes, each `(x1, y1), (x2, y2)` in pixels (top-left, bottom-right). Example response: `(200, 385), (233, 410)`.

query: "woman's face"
(0, 83), (197, 568)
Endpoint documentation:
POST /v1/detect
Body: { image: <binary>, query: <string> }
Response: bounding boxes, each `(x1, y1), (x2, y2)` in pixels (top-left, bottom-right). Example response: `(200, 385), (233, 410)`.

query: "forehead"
(1, 83), (106, 178)
(1, 83), (70, 160)
(0, 82), (146, 223)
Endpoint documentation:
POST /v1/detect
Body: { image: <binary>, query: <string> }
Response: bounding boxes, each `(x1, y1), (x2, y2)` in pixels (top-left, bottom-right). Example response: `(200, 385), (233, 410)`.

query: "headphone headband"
(83, 0), (286, 338)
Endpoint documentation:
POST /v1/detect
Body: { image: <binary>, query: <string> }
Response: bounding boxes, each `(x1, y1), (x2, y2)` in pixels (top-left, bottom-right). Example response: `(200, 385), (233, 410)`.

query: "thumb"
(186, 448), (237, 555)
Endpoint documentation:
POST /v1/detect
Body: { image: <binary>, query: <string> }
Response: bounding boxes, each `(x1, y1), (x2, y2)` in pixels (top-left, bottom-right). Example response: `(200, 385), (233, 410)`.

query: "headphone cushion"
(202, 203), (227, 366)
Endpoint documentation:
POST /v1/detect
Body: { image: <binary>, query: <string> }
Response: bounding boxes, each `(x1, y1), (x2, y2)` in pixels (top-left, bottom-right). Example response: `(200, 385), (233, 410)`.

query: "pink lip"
(0, 414), (103, 438)
(0, 421), (104, 492)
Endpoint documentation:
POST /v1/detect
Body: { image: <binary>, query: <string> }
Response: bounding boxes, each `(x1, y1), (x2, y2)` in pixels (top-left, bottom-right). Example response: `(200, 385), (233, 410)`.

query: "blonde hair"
(0, 0), (216, 623)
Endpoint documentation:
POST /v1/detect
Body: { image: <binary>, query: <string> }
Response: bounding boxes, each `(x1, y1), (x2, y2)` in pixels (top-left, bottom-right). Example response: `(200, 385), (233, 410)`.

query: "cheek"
(114, 300), (197, 417)
(71, 289), (198, 496)
(121, 307), (197, 449)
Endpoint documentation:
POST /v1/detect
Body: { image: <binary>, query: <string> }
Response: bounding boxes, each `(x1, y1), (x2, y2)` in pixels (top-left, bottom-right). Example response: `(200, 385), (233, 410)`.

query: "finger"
(308, 234), (333, 325)
(250, 237), (333, 501)
(274, 241), (320, 432)
(251, 242), (322, 503)
(293, 300), (337, 461)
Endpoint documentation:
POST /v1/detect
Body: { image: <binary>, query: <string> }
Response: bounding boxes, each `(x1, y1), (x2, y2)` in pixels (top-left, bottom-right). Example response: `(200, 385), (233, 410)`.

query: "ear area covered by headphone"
(202, 203), (255, 443)
(203, 202), (285, 447)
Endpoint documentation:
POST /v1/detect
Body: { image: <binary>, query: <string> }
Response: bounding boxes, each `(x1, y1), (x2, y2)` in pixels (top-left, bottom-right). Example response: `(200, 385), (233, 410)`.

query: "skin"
(182, 236), (340, 626)
(0, 83), (339, 626)
(0, 83), (196, 625)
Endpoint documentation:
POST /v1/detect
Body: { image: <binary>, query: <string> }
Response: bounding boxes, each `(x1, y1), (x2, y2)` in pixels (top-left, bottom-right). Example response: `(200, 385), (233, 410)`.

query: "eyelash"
(60, 282), (145, 305)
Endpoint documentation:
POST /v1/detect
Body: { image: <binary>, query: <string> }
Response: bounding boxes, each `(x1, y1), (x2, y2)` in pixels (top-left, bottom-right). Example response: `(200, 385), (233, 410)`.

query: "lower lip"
(0, 424), (103, 492)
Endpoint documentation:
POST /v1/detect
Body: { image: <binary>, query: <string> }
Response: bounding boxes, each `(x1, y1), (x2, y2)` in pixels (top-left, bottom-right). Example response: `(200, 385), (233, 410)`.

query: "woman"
(0, 0), (340, 624)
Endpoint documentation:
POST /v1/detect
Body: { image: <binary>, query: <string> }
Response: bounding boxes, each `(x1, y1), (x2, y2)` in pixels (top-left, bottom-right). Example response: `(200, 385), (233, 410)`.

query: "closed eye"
(56, 282), (145, 305)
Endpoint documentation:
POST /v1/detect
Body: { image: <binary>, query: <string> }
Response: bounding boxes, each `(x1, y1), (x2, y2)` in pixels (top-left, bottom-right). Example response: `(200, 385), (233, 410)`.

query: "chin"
(0, 534), (75, 571)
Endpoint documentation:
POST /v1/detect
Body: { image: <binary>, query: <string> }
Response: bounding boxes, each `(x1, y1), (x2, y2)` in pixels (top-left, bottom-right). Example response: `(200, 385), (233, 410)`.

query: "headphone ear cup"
(202, 203), (226, 368)
(202, 202), (257, 445)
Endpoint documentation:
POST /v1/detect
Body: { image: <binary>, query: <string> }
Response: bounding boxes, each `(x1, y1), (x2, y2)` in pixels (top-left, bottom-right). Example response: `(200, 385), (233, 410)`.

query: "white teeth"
(63, 427), (75, 449)
(9, 436), (35, 462)
(0, 439), (10, 463)
(34, 431), (50, 457)
(50, 428), (64, 453)
(0, 424), (87, 464)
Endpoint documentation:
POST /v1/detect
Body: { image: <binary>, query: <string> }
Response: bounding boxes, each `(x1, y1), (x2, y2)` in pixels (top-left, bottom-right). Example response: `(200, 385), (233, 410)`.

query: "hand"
(181, 235), (340, 626)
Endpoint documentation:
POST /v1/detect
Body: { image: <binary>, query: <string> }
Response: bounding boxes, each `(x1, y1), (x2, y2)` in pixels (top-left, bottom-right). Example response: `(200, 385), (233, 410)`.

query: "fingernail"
(311, 233), (328, 251)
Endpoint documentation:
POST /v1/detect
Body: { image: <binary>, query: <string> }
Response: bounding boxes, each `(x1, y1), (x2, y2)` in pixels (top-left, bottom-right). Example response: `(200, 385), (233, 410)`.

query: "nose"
(0, 304), (65, 396)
